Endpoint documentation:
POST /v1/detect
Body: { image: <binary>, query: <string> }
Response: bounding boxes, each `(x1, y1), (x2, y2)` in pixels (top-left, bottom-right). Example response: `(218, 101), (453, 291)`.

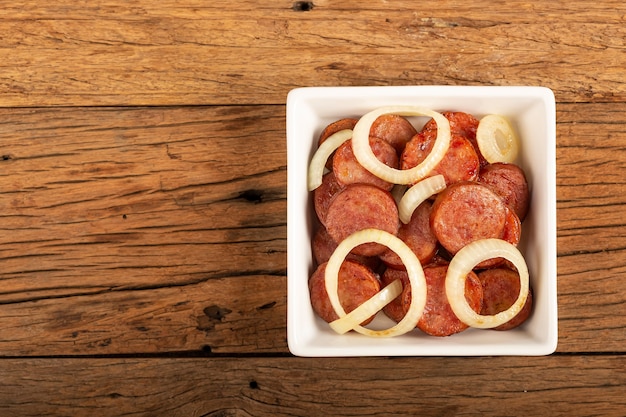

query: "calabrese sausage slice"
(477, 267), (533, 331)
(369, 114), (418, 154)
(478, 162), (530, 221)
(421, 110), (487, 168)
(415, 264), (483, 337)
(380, 268), (410, 323)
(325, 183), (400, 256)
(386, 263), (483, 336)
(333, 136), (399, 191)
(379, 200), (437, 269)
(309, 260), (381, 325)
(312, 226), (380, 271)
(430, 181), (507, 256)
(318, 118), (358, 169)
(401, 131), (479, 186)
(313, 171), (345, 227)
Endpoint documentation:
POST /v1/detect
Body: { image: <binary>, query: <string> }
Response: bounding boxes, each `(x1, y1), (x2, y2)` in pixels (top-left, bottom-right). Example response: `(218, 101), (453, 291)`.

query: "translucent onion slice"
(329, 279), (402, 334)
(352, 106), (451, 185)
(476, 114), (520, 163)
(398, 174), (446, 224)
(307, 129), (352, 191)
(446, 238), (529, 329)
(325, 228), (427, 337)
(391, 184), (408, 206)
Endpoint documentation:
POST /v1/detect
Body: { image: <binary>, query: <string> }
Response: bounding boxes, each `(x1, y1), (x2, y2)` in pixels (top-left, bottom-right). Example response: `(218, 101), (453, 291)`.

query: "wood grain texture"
(0, 2), (625, 414)
(0, 104), (624, 355)
(0, 356), (624, 417)
(0, 106), (287, 355)
(0, 0), (625, 106)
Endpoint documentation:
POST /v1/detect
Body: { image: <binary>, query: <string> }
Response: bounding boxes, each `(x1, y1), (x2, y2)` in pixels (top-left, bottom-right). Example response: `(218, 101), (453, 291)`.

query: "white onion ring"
(445, 238), (529, 329)
(352, 106), (451, 185)
(325, 228), (427, 337)
(398, 175), (446, 224)
(307, 129), (352, 191)
(476, 114), (519, 163)
(329, 279), (402, 334)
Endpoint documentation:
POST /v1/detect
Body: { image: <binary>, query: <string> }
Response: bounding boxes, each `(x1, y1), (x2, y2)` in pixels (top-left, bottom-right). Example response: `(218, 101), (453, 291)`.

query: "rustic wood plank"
(0, 356), (624, 417)
(555, 103), (626, 351)
(0, 106), (287, 355)
(0, 275), (287, 355)
(0, 103), (624, 355)
(0, 106), (287, 291)
(0, 0), (625, 106)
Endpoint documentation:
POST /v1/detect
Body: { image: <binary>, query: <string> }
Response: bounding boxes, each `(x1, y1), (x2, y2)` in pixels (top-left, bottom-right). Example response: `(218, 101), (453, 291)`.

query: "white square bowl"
(286, 86), (557, 357)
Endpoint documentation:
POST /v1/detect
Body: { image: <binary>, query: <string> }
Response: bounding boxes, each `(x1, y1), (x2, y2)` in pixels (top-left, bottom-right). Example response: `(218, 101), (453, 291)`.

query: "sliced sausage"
(379, 200), (437, 269)
(416, 264), (483, 336)
(319, 118), (358, 146)
(422, 111), (487, 168)
(502, 206), (522, 247)
(309, 260), (381, 325)
(477, 267), (533, 331)
(333, 136), (399, 191)
(369, 114), (418, 154)
(389, 264), (483, 336)
(430, 181), (507, 256)
(313, 171), (345, 227)
(478, 162), (530, 221)
(318, 118), (358, 169)
(312, 226), (380, 270)
(380, 263), (483, 337)
(478, 206), (523, 269)
(401, 131), (479, 186)
(325, 184), (400, 256)
(380, 268), (410, 323)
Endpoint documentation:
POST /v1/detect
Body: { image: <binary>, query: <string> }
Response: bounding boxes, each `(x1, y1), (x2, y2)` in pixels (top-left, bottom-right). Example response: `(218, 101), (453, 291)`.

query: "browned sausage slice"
(380, 268), (410, 323)
(319, 118), (359, 146)
(313, 171), (344, 227)
(369, 114), (418, 154)
(381, 263), (483, 336)
(333, 136), (398, 191)
(312, 226), (380, 270)
(422, 111), (487, 168)
(387, 264), (483, 336)
(379, 200), (437, 269)
(430, 181), (507, 256)
(325, 184), (400, 256)
(478, 206), (523, 269)
(477, 267), (533, 331)
(415, 264), (483, 337)
(309, 260), (381, 325)
(318, 118), (358, 169)
(478, 162), (530, 221)
(401, 131), (479, 186)
(502, 206), (522, 247)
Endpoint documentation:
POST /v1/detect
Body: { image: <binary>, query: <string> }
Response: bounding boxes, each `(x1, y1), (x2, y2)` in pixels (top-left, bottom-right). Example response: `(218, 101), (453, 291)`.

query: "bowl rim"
(286, 85), (557, 357)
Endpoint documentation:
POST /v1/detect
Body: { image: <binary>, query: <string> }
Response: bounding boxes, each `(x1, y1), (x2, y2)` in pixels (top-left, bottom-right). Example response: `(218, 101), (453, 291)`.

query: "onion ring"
(445, 238), (529, 329)
(352, 106), (451, 185)
(476, 114), (519, 163)
(329, 279), (403, 334)
(397, 175), (446, 224)
(307, 129), (352, 191)
(325, 228), (427, 337)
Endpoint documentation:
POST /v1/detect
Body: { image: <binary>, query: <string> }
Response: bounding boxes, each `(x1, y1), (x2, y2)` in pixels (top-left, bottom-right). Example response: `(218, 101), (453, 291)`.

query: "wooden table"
(1, 1), (624, 415)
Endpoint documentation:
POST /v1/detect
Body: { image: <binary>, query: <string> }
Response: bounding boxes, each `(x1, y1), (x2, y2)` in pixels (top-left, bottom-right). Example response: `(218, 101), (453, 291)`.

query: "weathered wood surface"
(0, 0), (625, 106)
(0, 356), (624, 417)
(0, 106), (288, 355)
(0, 0), (625, 416)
